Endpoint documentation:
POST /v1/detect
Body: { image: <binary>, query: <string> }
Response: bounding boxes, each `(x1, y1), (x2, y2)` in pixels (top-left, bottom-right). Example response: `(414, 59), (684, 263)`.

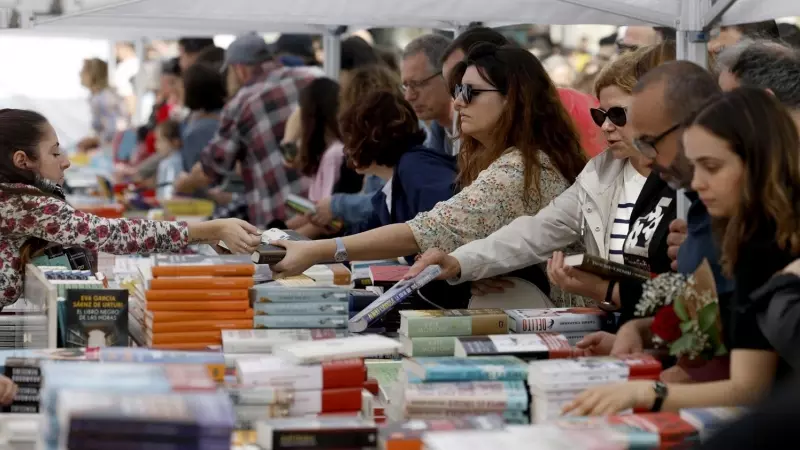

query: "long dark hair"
(448, 43), (586, 205)
(0, 109), (61, 270)
(296, 78), (342, 177)
(690, 87), (800, 274)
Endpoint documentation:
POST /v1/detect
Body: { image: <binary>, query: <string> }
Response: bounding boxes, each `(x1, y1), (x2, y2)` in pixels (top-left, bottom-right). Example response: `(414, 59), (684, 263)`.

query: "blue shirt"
(181, 115), (220, 172)
(156, 151), (184, 200)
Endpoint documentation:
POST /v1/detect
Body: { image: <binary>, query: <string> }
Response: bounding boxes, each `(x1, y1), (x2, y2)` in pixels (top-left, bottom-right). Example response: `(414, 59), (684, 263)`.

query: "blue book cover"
(249, 285), (350, 303)
(253, 315), (348, 329)
(253, 301), (348, 316)
(403, 356), (528, 382)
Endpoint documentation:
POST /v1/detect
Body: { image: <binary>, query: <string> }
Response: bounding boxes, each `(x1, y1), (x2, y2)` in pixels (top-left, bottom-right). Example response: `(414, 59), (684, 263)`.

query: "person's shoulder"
(399, 146), (456, 170)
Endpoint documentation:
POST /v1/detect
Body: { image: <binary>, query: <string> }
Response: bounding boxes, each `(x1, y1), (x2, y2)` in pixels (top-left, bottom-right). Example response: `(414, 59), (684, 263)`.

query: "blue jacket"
(330, 175), (385, 227)
(425, 121), (456, 156)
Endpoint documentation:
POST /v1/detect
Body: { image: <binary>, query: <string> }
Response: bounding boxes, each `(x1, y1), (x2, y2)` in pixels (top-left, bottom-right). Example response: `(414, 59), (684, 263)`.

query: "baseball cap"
(271, 34), (315, 61)
(220, 33), (272, 73)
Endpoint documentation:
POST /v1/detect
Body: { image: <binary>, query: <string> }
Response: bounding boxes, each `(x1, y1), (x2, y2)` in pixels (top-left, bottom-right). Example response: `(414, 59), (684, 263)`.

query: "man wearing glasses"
(401, 34), (458, 156)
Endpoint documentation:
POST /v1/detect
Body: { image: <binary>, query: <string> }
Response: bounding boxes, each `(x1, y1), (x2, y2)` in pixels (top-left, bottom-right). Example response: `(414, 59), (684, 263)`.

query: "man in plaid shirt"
(176, 33), (320, 228)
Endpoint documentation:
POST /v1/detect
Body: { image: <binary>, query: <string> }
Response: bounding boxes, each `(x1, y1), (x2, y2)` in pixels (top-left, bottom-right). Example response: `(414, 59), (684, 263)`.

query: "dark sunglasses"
(453, 84), (500, 104)
(590, 106), (627, 128)
(632, 123), (681, 158)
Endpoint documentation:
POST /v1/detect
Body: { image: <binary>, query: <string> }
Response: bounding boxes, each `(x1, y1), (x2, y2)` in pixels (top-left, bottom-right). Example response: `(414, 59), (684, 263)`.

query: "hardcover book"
(563, 254), (651, 282)
(63, 289), (128, 347)
(506, 308), (605, 334)
(253, 315), (348, 329)
(399, 309), (508, 338)
(273, 334), (402, 364)
(454, 333), (580, 359)
(250, 285), (350, 303)
(403, 356), (528, 382)
(222, 329), (348, 354)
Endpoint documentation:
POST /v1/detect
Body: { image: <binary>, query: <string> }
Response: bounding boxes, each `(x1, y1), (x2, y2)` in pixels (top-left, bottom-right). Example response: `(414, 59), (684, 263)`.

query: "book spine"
(253, 315), (348, 329)
(147, 310), (254, 323)
(149, 277), (255, 290)
(228, 386), (294, 405)
(151, 265), (255, 278)
(269, 428), (378, 450)
(249, 288), (350, 303)
(146, 300), (250, 311)
(148, 331), (223, 346)
(584, 254), (651, 281)
(404, 382), (529, 412)
(406, 313), (508, 337)
(66, 437), (231, 450)
(151, 319), (253, 334)
(253, 302), (348, 316)
(289, 388), (363, 415)
(145, 290), (249, 302)
(237, 359), (365, 390)
(508, 313), (603, 334)
(424, 365), (528, 382)
(404, 337), (456, 357)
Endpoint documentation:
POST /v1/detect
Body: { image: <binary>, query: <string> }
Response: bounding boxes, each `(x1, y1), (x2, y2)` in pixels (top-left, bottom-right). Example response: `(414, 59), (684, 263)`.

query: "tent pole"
(323, 27), (343, 80)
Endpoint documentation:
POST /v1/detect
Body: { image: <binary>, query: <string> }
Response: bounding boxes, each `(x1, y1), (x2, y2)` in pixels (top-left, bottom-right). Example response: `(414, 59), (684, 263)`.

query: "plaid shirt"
(199, 62), (319, 228)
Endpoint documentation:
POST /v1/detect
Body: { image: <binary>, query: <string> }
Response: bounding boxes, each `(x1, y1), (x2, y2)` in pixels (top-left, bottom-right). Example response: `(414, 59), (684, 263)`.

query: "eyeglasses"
(401, 72), (442, 92)
(590, 106), (627, 128)
(453, 84), (500, 104)
(633, 123), (681, 158)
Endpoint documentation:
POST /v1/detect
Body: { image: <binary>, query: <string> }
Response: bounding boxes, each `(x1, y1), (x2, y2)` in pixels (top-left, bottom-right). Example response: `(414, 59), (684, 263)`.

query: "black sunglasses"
(633, 123), (681, 158)
(590, 106), (627, 128)
(453, 84), (500, 104)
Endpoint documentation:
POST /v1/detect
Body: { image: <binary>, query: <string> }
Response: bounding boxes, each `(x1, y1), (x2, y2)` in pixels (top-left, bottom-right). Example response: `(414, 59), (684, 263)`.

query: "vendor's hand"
(404, 248), (462, 281)
(575, 331), (616, 357)
(77, 136), (100, 152)
(268, 240), (323, 279)
(609, 319), (646, 356)
(562, 380), (655, 416)
(207, 187), (234, 206)
(547, 251), (607, 302)
(783, 259), (800, 277)
(213, 218), (262, 254)
(471, 277), (515, 296)
(667, 219), (688, 272)
(311, 197), (336, 228)
(0, 376), (18, 405)
(174, 172), (193, 194)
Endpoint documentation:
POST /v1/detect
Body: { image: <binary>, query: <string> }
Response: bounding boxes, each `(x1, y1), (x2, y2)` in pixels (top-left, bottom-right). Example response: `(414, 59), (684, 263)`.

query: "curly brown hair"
(339, 90), (426, 169)
(339, 65), (402, 113)
(448, 43), (586, 204)
(594, 41), (676, 97)
(690, 87), (800, 275)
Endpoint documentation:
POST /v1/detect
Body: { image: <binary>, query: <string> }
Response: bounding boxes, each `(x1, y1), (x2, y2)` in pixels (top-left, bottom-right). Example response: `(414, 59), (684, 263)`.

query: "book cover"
(351, 259), (406, 287)
(679, 407), (745, 441)
(149, 277), (254, 290)
(151, 264), (255, 278)
(273, 334), (402, 364)
(403, 380), (529, 412)
(563, 254), (651, 282)
(399, 309), (508, 338)
(146, 300), (250, 312)
(505, 308), (605, 334)
(145, 289), (249, 302)
(255, 417), (377, 450)
(527, 358), (630, 391)
(349, 266), (441, 333)
(403, 356), (528, 382)
(146, 310), (254, 324)
(370, 266), (411, 286)
(97, 348), (226, 382)
(253, 315), (348, 329)
(286, 194), (344, 230)
(380, 415), (505, 450)
(63, 289), (128, 347)
(288, 387), (364, 415)
(250, 285), (350, 303)
(235, 357), (366, 390)
(227, 385), (294, 405)
(221, 329), (348, 354)
(253, 301), (348, 316)
(454, 333), (578, 360)
(399, 335), (456, 357)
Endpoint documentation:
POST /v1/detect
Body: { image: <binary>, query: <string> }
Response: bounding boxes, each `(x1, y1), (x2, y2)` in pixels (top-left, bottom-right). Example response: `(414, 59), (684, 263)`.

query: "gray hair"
(402, 34), (453, 73)
(633, 60), (722, 123)
(714, 37), (755, 74)
(729, 40), (800, 109)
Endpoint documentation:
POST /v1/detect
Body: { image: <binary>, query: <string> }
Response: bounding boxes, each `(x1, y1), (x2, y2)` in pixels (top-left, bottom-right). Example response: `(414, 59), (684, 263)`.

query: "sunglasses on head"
(590, 106), (627, 128)
(453, 84), (500, 104)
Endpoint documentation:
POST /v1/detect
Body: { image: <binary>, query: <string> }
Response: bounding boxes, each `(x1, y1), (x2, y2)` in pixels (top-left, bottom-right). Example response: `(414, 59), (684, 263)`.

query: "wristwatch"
(651, 381), (668, 412)
(333, 237), (349, 263)
(599, 280), (620, 311)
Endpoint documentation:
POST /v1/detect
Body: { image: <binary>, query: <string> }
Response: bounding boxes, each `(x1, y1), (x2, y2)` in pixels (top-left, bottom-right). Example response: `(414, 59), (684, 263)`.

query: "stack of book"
(255, 416), (378, 450)
(526, 354), (662, 423)
(250, 285), (351, 330)
(40, 361), (230, 450)
(397, 309), (509, 357)
(392, 356), (531, 424)
(505, 307), (610, 342)
(379, 415), (506, 450)
(0, 314), (48, 350)
(133, 263), (256, 350)
(233, 335), (400, 428)
(3, 356), (42, 414)
(350, 259), (407, 288)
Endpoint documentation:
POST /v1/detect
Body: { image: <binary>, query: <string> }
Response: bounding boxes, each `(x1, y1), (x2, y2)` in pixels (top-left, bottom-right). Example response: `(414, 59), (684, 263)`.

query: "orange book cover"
(149, 319), (253, 334)
(151, 265), (255, 278)
(148, 331), (224, 346)
(145, 290), (249, 302)
(150, 277), (254, 290)
(150, 342), (225, 352)
(146, 300), (250, 311)
(146, 309), (254, 323)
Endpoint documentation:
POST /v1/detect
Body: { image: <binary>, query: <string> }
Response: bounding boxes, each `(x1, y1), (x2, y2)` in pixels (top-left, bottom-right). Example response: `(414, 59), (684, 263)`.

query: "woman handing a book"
(0, 109), (262, 308)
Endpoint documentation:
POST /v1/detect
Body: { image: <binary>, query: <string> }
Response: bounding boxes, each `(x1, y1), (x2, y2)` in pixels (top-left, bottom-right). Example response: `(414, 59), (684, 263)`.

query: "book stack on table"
(250, 285), (351, 331)
(390, 356), (531, 424)
(397, 309), (509, 357)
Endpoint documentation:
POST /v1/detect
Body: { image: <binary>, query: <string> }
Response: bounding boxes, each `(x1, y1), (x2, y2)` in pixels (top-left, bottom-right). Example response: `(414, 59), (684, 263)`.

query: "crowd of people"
(2, 20), (800, 447)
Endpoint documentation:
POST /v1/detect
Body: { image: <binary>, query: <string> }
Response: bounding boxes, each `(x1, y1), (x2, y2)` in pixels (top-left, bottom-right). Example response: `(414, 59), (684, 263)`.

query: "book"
(286, 194), (344, 229)
(253, 301), (348, 316)
(149, 319), (253, 334)
(402, 381), (529, 412)
(379, 415), (505, 450)
(227, 385), (295, 405)
(96, 348), (226, 382)
(222, 329), (348, 354)
(403, 356), (528, 382)
(454, 333), (580, 359)
(370, 266), (412, 287)
(505, 308), (605, 334)
(563, 254), (651, 282)
(399, 309), (508, 338)
(250, 285), (350, 303)
(151, 265), (255, 278)
(235, 357), (366, 390)
(145, 289), (249, 302)
(348, 266), (441, 333)
(147, 310), (254, 324)
(399, 335), (457, 357)
(303, 264), (352, 286)
(273, 334), (402, 364)
(63, 289), (128, 348)
(255, 417), (377, 450)
(149, 277), (255, 290)
(253, 315), (348, 329)
(679, 407), (746, 441)
(351, 259), (406, 287)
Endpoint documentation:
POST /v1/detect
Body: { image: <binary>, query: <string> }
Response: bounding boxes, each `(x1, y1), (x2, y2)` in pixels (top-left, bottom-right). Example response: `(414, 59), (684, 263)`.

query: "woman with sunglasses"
(269, 43), (586, 301)
(404, 42), (674, 311)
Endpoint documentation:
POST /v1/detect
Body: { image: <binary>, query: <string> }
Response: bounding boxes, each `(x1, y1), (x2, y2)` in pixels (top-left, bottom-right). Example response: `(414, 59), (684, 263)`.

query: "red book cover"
(613, 413), (699, 447)
(322, 358), (367, 389)
(363, 378), (379, 396)
(291, 388), (363, 415)
(370, 266), (410, 284)
(617, 354), (662, 379)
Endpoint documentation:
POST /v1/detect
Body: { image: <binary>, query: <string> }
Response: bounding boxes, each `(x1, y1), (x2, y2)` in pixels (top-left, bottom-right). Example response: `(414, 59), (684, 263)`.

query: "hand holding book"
(403, 248), (461, 281)
(547, 251), (613, 305)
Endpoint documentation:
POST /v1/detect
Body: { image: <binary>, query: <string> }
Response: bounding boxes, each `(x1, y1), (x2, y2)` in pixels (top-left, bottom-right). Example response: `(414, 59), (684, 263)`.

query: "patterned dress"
(0, 182), (189, 307)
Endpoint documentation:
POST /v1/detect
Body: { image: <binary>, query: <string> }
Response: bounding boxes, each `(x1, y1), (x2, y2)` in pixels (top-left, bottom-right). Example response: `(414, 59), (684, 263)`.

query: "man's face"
(629, 82), (692, 189)
(401, 52), (451, 123)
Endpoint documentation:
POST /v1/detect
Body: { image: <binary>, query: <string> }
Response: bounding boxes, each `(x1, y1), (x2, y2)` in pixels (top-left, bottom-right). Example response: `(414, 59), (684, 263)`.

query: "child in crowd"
(154, 120), (184, 201)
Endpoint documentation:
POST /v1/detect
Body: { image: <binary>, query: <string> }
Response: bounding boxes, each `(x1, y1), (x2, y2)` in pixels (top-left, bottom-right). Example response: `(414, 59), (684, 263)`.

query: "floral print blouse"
(0, 183), (189, 307)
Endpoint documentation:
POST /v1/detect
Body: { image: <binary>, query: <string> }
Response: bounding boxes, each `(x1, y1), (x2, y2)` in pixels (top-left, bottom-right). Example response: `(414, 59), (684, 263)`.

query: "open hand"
(609, 319), (646, 356)
(268, 240), (322, 279)
(562, 380), (654, 416)
(547, 251), (607, 302)
(667, 219), (688, 271)
(214, 218), (262, 254)
(574, 331), (616, 357)
(403, 248), (461, 281)
(311, 197), (336, 228)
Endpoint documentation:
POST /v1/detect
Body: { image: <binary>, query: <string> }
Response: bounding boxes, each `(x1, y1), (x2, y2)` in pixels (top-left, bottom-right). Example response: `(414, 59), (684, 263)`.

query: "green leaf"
(669, 334), (693, 356)
(680, 321), (694, 333)
(715, 343), (729, 356)
(698, 303), (718, 332)
(673, 295), (689, 322)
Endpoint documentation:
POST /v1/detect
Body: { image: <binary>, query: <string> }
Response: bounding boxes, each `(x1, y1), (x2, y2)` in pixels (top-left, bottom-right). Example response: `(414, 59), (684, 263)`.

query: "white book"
(222, 329), (347, 354)
(273, 334), (401, 365)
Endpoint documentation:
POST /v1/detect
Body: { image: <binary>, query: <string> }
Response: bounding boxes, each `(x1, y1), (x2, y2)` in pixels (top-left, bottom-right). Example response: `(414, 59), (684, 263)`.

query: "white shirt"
(113, 57), (140, 98)
(609, 160), (647, 263)
(382, 177), (393, 213)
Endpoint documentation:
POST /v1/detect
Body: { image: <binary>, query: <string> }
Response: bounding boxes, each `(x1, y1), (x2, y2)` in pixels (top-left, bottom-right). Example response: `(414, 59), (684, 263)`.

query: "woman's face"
(683, 125), (744, 218)
(160, 74), (180, 100)
(79, 67), (91, 89)
(13, 122), (70, 185)
(596, 85), (638, 161)
(453, 66), (505, 142)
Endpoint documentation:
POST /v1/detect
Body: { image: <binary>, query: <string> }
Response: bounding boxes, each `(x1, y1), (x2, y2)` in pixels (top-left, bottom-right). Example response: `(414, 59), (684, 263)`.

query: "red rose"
(651, 304), (682, 342)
